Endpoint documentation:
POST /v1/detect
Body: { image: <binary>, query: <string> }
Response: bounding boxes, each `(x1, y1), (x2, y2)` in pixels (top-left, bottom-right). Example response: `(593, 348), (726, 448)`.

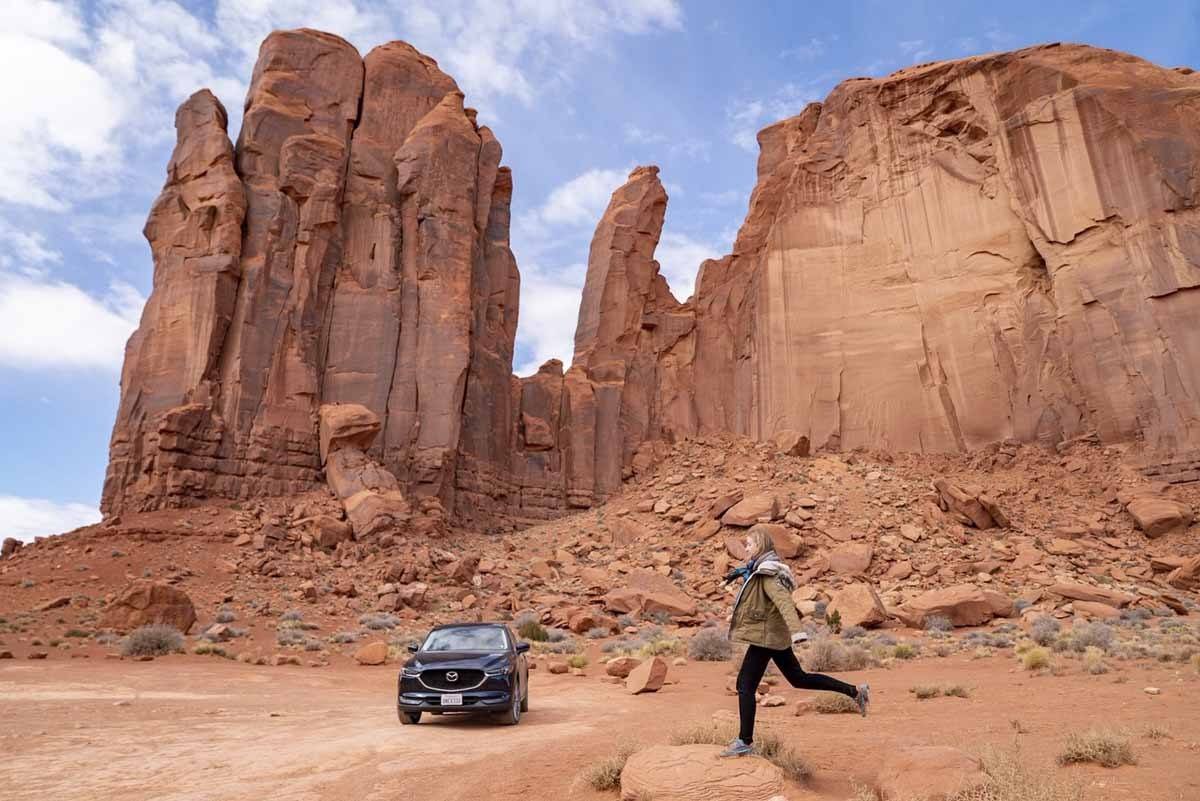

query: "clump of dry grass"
(811, 693), (859, 714)
(803, 637), (875, 671)
(669, 720), (812, 781)
(951, 747), (1083, 801)
(910, 684), (972, 700)
(1082, 646), (1108, 675)
(121, 624), (183, 657)
(1056, 729), (1136, 768)
(581, 740), (637, 792)
(1021, 646), (1051, 671)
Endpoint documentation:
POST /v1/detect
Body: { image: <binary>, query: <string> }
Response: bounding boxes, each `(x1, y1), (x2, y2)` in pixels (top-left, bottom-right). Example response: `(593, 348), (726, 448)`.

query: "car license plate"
(441, 693), (463, 706)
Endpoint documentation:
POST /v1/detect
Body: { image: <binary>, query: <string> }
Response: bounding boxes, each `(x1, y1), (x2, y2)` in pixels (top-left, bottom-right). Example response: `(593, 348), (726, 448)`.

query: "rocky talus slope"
(101, 34), (1200, 531)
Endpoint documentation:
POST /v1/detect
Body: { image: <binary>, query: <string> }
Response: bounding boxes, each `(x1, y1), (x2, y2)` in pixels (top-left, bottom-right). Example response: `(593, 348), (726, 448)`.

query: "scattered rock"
(1125, 495), (1193, 538)
(827, 582), (888, 628)
(828, 542), (873, 575)
(933, 479), (1008, 529)
(722, 494), (779, 527)
(770, 429), (810, 457)
(1048, 581), (1134, 608)
(606, 656), (642, 678)
(100, 581), (197, 634)
(353, 642), (388, 666)
(894, 584), (1012, 628)
(626, 656), (668, 694)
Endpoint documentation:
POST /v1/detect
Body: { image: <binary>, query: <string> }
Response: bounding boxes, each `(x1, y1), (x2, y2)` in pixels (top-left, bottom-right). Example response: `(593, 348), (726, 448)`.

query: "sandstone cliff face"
(676, 44), (1200, 456)
(107, 37), (1200, 526)
(104, 30), (519, 520)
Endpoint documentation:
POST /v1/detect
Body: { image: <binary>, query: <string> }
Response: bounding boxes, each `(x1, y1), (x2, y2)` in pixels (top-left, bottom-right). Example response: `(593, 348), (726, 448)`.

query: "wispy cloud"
(781, 37), (826, 61)
(726, 82), (821, 153)
(0, 494), (100, 541)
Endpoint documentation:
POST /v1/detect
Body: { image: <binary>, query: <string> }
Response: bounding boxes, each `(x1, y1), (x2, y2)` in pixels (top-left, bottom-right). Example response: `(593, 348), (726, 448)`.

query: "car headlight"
(484, 663), (511, 677)
(401, 666), (422, 678)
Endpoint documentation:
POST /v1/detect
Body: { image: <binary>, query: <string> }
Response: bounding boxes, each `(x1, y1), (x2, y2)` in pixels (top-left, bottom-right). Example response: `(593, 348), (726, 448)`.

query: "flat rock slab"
(620, 744), (783, 801)
(876, 745), (986, 801)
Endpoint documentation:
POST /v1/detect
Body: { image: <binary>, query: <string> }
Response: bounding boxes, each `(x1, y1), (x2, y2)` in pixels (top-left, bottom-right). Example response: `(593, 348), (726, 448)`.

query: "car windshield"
(422, 627), (508, 652)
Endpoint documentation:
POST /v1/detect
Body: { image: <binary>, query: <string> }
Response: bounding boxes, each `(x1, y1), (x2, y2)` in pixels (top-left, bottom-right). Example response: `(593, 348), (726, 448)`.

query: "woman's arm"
(763, 576), (804, 637)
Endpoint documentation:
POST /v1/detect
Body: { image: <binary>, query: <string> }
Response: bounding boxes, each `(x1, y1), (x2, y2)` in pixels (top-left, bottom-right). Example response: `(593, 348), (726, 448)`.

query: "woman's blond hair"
(746, 527), (773, 560)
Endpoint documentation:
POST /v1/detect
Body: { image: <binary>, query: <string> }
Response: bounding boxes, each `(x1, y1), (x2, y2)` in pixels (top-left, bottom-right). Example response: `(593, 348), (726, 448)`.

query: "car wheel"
(399, 709), (421, 725)
(497, 682), (521, 726)
(520, 688), (528, 713)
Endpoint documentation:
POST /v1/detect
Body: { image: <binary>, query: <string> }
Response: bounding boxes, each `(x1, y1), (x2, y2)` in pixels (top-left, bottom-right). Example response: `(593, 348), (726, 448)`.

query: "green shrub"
(893, 643), (917, 660)
(121, 624), (184, 657)
(827, 609), (842, 634)
(566, 653), (588, 669)
(517, 619), (549, 642)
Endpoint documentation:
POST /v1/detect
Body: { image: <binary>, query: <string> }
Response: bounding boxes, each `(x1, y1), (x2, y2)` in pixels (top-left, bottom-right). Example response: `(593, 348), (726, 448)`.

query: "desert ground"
(2, 638), (1198, 801)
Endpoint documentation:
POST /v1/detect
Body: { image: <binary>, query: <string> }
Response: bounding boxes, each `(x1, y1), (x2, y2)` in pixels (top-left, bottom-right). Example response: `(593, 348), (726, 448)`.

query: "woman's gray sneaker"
(855, 684), (870, 717)
(719, 738), (754, 757)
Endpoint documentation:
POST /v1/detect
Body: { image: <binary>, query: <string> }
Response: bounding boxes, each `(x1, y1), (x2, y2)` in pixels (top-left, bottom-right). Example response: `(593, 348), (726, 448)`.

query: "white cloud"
(899, 39), (934, 62)
(531, 167), (631, 229)
(0, 271), (144, 370)
(0, 223), (62, 269)
(781, 37), (825, 61)
(0, 495), (100, 542)
(0, 31), (125, 209)
(625, 125), (667, 145)
(700, 189), (744, 206)
(513, 261), (587, 376)
(655, 230), (725, 300)
(726, 83), (820, 153)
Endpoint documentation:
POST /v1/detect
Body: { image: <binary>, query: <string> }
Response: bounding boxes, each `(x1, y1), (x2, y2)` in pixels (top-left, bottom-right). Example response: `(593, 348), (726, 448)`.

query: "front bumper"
(398, 689), (514, 712)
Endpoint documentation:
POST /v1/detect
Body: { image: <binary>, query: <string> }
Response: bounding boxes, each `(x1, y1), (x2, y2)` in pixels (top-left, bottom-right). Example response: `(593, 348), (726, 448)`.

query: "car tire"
(399, 710), (421, 725)
(497, 683), (522, 726)
(520, 689), (529, 713)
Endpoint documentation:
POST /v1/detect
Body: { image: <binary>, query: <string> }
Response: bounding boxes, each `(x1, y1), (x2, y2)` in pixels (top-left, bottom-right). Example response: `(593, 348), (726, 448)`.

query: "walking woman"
(721, 527), (869, 757)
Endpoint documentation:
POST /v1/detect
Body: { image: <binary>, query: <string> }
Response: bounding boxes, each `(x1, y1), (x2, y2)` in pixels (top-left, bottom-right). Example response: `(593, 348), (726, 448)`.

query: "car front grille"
(418, 668), (486, 691)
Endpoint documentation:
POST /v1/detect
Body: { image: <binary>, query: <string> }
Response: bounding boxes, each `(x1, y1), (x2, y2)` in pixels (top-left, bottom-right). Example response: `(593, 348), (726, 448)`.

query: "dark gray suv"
(397, 623), (530, 725)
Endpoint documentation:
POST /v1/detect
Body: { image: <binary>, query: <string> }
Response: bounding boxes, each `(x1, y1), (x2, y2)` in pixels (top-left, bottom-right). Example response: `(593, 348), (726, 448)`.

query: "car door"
(509, 626), (528, 691)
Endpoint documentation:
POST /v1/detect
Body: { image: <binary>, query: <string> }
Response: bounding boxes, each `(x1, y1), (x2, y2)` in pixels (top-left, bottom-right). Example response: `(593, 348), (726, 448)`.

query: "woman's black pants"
(736, 644), (858, 743)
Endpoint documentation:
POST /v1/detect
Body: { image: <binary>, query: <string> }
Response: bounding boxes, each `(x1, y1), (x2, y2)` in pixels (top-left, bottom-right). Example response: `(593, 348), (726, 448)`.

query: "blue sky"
(1, 0), (1198, 540)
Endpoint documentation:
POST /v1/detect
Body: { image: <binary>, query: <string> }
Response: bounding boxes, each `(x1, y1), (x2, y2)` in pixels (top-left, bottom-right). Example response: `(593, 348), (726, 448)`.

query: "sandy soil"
(2, 652), (1198, 801)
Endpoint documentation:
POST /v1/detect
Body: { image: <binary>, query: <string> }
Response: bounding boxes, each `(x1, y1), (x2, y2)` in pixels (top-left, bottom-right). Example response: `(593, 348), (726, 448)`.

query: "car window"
(423, 627), (509, 652)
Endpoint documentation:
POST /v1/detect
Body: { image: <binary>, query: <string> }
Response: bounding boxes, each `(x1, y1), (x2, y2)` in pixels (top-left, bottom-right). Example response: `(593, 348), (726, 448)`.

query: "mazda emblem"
(446, 671), (458, 682)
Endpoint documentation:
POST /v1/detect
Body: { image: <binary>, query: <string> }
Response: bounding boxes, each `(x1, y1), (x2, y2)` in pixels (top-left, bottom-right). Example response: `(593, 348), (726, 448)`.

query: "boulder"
(343, 489), (411, 540)
(568, 610), (602, 634)
(35, 595), (72, 612)
(1166, 555), (1200, 591)
(771, 429), (810, 457)
(317, 403), (381, 464)
(895, 584), (1011, 628)
(876, 746), (986, 801)
(1125, 496), (1193, 537)
(626, 656), (668, 694)
(604, 570), (696, 618)
(708, 490), (744, 519)
(354, 641), (388, 665)
(749, 523), (804, 559)
(933, 479), (1008, 529)
(828, 542), (873, 575)
(722, 494), (779, 527)
(1048, 581), (1134, 608)
(827, 583), (888, 628)
(610, 517), (650, 545)
(100, 581), (197, 634)
(1, 537), (20, 558)
(1073, 601), (1122, 620)
(306, 515), (353, 549)
(606, 656), (642, 678)
(620, 744), (783, 801)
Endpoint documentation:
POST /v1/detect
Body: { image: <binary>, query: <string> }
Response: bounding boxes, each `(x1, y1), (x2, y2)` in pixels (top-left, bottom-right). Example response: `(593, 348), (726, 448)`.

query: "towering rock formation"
(104, 30), (519, 520)
(106, 36), (1200, 528)
(669, 44), (1200, 457)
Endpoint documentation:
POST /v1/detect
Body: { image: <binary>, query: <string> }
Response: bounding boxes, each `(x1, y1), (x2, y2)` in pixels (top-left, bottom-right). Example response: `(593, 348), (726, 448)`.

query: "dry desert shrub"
(121, 624), (183, 657)
(1029, 617), (1061, 647)
(1082, 646), (1108, 675)
(803, 637), (874, 671)
(1067, 622), (1115, 653)
(1021, 646), (1051, 671)
(950, 747), (1083, 801)
(687, 628), (732, 661)
(811, 693), (859, 714)
(582, 740), (637, 791)
(669, 720), (812, 781)
(1191, 652), (1200, 674)
(567, 653), (589, 669)
(911, 684), (941, 699)
(1056, 729), (1136, 768)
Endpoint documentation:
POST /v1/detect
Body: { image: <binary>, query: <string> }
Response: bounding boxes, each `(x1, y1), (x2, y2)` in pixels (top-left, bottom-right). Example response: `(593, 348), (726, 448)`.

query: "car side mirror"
(515, 642), (531, 654)
(407, 642), (419, 653)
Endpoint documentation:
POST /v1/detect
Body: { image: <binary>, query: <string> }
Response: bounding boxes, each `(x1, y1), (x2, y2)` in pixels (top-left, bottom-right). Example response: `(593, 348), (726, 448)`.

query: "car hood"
(406, 651), (510, 671)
